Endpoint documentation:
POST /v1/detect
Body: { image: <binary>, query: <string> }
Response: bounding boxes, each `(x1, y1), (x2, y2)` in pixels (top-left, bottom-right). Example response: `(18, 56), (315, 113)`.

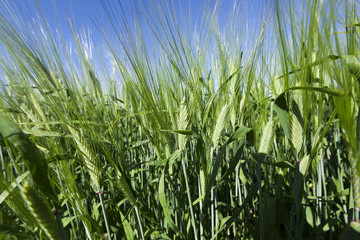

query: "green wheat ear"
(258, 119), (274, 154)
(291, 112), (303, 155)
(21, 182), (60, 240)
(178, 97), (189, 151)
(341, 55), (360, 77)
(212, 103), (228, 149)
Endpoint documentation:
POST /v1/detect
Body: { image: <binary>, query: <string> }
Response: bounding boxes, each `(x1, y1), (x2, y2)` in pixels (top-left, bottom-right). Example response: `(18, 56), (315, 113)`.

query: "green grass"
(0, 0), (360, 239)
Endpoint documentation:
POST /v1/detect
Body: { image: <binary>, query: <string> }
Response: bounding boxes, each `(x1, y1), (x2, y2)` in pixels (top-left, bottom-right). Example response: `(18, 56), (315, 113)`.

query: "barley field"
(0, 0), (360, 239)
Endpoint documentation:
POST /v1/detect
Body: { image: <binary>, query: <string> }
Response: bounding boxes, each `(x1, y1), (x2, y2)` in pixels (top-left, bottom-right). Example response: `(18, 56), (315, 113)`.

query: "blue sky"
(0, 0), (267, 87)
(24, 1), (263, 65)
(30, 0), (265, 46)
(0, 0), (267, 52)
(39, 0), (104, 27)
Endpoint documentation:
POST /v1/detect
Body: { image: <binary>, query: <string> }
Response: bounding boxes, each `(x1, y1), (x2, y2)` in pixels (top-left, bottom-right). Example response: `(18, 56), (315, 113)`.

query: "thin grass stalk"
(175, 177), (183, 234)
(234, 162), (239, 236)
(74, 194), (92, 239)
(320, 156), (328, 220)
(215, 148), (219, 238)
(211, 186), (214, 237)
(169, 176), (179, 230)
(317, 159), (323, 219)
(98, 193), (111, 240)
(181, 153), (198, 240)
(134, 206), (144, 240)
(295, 158), (301, 240)
(214, 188), (218, 239)
(225, 147), (230, 237)
(198, 175), (204, 239)
(240, 166), (246, 232)
(257, 158), (264, 240)
(0, 147), (5, 177)
(191, 143), (198, 227)
(210, 146), (214, 238)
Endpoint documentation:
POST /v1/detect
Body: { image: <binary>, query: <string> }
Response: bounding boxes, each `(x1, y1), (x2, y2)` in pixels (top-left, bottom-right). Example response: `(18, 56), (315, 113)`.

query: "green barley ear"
(116, 170), (137, 206)
(212, 103), (228, 149)
(341, 55), (360, 78)
(258, 120), (274, 154)
(239, 95), (246, 125)
(178, 98), (189, 151)
(291, 113), (303, 155)
(20, 182), (60, 240)
(67, 124), (100, 191)
(199, 168), (206, 197)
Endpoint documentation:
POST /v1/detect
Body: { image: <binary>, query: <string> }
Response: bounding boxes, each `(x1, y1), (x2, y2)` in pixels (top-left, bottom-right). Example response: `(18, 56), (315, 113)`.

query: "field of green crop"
(0, 0), (360, 239)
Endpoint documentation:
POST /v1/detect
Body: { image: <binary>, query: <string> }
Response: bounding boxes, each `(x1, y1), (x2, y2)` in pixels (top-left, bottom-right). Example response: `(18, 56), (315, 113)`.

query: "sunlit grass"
(0, 0), (360, 239)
